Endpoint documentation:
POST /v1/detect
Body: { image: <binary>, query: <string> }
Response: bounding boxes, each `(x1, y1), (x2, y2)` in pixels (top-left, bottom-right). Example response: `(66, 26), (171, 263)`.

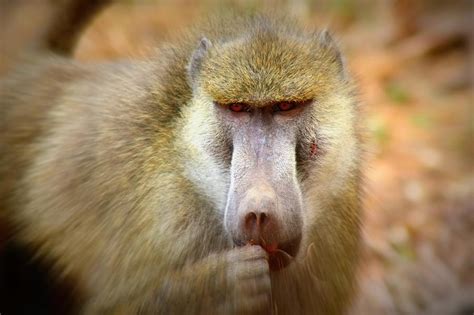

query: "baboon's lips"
(267, 248), (292, 271)
(238, 236), (301, 271)
(264, 238), (300, 271)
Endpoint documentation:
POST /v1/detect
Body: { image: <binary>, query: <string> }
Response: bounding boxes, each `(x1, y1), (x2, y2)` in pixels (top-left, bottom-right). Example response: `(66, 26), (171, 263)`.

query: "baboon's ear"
(187, 37), (212, 88)
(319, 29), (347, 79)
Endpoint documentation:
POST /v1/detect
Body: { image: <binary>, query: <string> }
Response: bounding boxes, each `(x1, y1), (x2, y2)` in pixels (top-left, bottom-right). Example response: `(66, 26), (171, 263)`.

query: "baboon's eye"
(272, 100), (313, 114)
(273, 102), (296, 112)
(228, 103), (249, 112)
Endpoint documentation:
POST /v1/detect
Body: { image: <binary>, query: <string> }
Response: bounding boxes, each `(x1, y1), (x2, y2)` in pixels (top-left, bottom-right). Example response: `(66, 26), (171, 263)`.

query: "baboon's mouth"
(264, 237), (301, 271)
(236, 236), (302, 271)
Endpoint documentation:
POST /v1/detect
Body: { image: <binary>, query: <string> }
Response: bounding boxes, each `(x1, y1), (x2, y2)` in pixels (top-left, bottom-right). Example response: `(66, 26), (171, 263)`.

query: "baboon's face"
(185, 31), (356, 270)
(215, 101), (308, 271)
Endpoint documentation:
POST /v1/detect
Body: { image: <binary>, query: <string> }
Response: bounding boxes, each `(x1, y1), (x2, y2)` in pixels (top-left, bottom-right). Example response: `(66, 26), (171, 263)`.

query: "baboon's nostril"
(244, 211), (270, 234)
(244, 212), (257, 230)
(259, 212), (268, 227)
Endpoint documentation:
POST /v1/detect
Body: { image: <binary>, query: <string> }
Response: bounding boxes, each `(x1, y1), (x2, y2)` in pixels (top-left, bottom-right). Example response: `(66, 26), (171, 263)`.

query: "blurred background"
(1, 0), (473, 314)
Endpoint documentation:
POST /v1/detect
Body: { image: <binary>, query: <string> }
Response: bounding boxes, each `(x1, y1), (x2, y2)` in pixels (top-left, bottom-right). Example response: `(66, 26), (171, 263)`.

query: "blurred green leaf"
(410, 114), (434, 129)
(392, 242), (417, 261)
(385, 81), (411, 104)
(329, 0), (356, 16)
(368, 117), (391, 146)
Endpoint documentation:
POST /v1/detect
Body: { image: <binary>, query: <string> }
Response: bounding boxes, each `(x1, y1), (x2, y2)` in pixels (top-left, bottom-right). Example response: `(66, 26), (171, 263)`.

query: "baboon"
(0, 0), (364, 314)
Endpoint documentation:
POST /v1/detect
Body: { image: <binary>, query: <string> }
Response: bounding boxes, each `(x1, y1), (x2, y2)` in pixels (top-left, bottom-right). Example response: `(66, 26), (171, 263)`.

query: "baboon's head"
(182, 21), (359, 270)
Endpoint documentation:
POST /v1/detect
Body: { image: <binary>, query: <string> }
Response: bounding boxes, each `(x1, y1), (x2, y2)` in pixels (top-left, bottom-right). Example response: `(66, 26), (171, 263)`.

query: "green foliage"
(369, 116), (391, 146)
(385, 81), (411, 104)
(410, 114), (434, 129)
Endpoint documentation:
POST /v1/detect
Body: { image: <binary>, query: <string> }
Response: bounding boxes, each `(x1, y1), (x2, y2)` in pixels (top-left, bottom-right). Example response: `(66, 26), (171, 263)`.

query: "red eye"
(275, 102), (296, 112)
(229, 103), (245, 112)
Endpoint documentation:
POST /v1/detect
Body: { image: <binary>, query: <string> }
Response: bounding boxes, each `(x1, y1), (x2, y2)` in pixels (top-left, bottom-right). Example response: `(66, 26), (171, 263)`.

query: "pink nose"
(238, 183), (279, 243)
(244, 211), (271, 236)
(240, 197), (279, 242)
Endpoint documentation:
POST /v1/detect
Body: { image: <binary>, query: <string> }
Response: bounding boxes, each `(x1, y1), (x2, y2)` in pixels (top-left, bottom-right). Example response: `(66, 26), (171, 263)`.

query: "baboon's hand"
(152, 246), (271, 314)
(223, 245), (272, 314)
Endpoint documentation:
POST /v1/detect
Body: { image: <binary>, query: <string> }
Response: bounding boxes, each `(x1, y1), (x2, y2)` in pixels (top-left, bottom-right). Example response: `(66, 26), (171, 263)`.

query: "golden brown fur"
(0, 2), (364, 314)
